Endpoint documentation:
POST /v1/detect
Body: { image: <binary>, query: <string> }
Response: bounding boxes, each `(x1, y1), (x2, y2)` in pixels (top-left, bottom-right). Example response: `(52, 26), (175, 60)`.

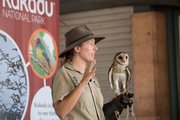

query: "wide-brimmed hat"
(59, 25), (105, 57)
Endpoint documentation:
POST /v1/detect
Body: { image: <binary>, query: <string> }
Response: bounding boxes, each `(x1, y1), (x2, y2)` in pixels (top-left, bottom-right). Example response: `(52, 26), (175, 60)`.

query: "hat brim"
(59, 35), (105, 58)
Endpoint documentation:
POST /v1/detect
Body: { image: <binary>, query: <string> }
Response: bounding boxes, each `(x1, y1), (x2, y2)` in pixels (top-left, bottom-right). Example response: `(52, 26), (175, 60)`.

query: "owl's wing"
(108, 66), (113, 89)
(126, 67), (131, 85)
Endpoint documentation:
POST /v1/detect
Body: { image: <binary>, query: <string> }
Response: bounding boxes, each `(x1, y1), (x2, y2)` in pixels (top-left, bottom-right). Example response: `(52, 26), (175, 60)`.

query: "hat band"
(66, 33), (94, 47)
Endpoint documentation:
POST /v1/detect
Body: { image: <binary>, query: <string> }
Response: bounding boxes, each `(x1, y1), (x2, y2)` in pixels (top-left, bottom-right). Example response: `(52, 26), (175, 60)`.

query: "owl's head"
(114, 52), (129, 66)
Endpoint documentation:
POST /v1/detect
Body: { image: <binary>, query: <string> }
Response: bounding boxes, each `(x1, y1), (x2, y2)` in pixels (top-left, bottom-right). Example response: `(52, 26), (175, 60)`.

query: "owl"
(108, 52), (131, 97)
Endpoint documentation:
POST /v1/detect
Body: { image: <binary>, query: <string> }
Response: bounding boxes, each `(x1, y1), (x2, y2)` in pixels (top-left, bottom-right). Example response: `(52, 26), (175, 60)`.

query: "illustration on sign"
(28, 29), (58, 79)
(0, 30), (29, 120)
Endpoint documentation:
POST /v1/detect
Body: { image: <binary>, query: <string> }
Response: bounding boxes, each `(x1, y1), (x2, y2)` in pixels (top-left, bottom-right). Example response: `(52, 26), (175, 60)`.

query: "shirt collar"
(64, 60), (83, 74)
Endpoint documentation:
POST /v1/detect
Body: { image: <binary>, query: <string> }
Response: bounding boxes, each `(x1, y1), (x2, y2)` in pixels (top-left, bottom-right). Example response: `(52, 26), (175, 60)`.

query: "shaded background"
(59, 0), (180, 120)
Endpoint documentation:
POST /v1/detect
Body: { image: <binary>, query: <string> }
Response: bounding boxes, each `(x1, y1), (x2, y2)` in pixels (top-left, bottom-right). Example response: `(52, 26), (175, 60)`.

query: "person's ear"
(74, 46), (81, 53)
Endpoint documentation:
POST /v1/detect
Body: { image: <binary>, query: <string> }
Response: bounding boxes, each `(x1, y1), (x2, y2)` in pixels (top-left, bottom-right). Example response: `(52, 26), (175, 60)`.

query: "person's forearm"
(54, 80), (88, 119)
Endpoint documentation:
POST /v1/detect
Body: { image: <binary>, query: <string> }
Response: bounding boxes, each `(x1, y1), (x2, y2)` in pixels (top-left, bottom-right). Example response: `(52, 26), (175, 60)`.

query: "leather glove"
(103, 92), (133, 120)
(118, 92), (133, 108)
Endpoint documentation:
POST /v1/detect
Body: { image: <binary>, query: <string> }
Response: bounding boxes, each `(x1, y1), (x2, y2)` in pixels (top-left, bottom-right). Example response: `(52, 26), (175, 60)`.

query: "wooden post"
(132, 11), (170, 120)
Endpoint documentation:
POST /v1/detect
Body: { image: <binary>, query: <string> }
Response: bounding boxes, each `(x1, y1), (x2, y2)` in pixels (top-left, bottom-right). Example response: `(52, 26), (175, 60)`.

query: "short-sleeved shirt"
(51, 60), (105, 120)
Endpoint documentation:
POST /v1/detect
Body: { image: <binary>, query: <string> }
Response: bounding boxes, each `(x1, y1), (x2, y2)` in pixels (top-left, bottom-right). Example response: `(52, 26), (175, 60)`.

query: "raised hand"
(81, 59), (96, 85)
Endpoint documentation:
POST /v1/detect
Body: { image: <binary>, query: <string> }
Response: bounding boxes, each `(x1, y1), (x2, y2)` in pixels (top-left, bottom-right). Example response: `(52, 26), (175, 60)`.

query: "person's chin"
(89, 58), (95, 62)
(92, 57), (96, 61)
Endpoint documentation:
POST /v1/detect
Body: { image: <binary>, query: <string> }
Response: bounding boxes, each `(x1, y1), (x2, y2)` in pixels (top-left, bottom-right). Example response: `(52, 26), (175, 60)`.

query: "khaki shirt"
(51, 60), (105, 120)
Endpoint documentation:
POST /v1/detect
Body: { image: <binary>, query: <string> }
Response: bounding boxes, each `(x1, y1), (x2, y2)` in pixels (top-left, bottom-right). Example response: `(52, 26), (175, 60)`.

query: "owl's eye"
(126, 56), (128, 59)
(118, 56), (123, 59)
